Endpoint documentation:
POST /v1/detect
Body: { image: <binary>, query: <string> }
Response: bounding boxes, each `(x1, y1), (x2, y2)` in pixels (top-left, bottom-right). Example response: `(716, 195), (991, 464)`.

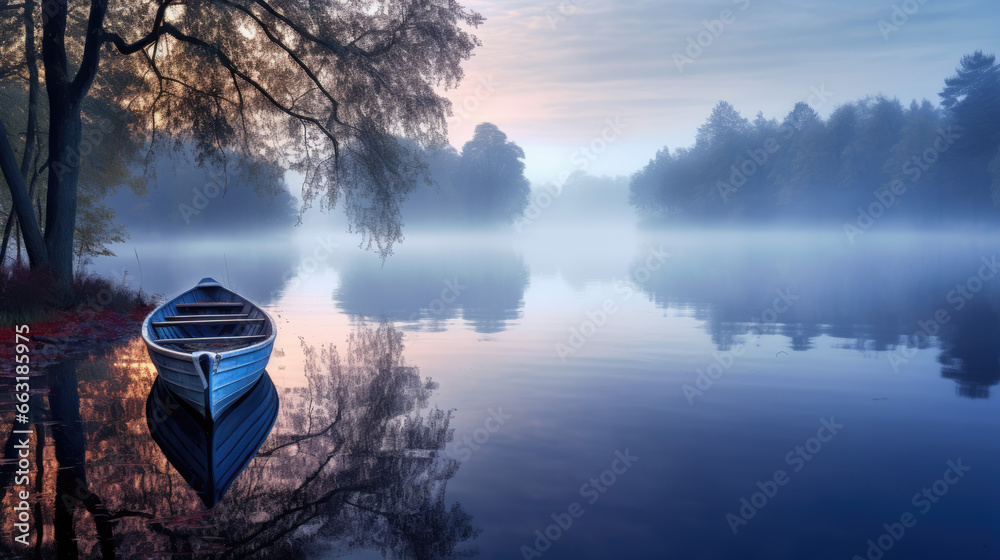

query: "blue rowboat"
(146, 370), (279, 508)
(141, 277), (276, 421)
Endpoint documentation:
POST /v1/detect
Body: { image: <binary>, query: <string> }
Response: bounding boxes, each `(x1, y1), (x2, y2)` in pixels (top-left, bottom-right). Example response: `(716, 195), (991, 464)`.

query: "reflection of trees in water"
(230, 321), (479, 559)
(938, 300), (1000, 399)
(631, 237), (1000, 398)
(335, 249), (528, 333)
(633, 240), (935, 350)
(0, 341), (157, 559)
(0, 321), (478, 559)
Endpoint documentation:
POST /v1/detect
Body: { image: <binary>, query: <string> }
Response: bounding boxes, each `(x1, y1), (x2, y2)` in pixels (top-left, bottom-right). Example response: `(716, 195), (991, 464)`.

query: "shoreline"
(0, 305), (153, 368)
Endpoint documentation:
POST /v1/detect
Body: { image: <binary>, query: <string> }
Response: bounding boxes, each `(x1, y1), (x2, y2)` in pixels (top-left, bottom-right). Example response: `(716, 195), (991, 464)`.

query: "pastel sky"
(442, 0), (998, 185)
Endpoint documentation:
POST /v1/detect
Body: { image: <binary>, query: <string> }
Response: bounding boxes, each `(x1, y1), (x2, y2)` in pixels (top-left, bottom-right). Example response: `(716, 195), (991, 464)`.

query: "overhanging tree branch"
(100, 0), (173, 55)
(160, 23), (345, 153)
(212, 0), (344, 125)
(250, 0), (352, 57)
(11, 0), (482, 277)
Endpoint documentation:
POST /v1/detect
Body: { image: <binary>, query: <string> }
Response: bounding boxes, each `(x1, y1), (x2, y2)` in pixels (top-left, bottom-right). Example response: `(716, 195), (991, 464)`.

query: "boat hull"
(144, 338), (274, 419)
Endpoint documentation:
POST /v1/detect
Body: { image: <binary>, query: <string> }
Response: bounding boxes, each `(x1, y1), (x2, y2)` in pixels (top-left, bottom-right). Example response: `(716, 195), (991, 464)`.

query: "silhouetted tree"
(629, 147), (678, 217)
(935, 51), (1000, 217)
(397, 124), (533, 228)
(0, 0), (484, 284)
(628, 52), (1000, 226)
(940, 50), (1000, 157)
(886, 99), (945, 220)
(769, 102), (827, 214)
(825, 102), (861, 187)
(695, 101), (750, 150)
(398, 144), (464, 226)
(453, 123), (530, 224)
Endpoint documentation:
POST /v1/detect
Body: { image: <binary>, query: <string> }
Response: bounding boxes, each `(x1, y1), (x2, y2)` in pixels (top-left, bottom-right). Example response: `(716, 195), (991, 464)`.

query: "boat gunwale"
(141, 281), (277, 360)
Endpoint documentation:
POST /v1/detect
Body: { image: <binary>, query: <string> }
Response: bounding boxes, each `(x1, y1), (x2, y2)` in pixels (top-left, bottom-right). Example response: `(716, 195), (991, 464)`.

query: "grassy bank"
(0, 264), (153, 328)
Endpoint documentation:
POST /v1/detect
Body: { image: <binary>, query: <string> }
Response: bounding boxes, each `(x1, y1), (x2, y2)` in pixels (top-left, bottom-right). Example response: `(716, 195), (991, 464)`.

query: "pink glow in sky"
(442, 0), (997, 185)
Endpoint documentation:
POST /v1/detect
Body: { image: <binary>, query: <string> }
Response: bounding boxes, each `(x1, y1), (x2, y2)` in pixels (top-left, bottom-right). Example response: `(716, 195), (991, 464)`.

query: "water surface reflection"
(0, 321), (478, 559)
(632, 232), (1000, 398)
(335, 248), (529, 333)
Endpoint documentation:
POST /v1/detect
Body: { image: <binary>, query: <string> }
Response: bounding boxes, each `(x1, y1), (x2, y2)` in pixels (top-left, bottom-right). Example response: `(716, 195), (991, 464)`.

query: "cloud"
(446, 0), (997, 183)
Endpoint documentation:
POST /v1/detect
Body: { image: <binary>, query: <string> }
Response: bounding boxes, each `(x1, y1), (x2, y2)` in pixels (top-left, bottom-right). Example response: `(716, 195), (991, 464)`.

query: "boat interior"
(149, 283), (272, 351)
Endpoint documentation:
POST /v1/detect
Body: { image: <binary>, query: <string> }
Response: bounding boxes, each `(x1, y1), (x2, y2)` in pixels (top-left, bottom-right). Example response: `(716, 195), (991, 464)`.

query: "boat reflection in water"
(146, 371), (279, 508)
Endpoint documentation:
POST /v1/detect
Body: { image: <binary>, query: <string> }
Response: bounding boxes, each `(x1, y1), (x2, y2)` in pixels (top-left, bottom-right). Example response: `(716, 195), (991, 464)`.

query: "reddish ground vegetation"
(0, 263), (154, 365)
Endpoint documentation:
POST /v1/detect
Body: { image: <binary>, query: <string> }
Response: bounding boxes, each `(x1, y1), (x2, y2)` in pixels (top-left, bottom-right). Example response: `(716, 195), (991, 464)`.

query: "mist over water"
(80, 223), (1000, 558)
(5, 0), (1000, 556)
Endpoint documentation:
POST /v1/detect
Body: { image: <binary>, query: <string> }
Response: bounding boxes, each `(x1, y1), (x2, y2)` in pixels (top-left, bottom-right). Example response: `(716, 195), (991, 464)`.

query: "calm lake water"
(7, 227), (1000, 559)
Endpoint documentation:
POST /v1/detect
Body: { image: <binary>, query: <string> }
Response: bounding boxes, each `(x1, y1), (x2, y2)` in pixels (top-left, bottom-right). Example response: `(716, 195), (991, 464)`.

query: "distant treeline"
(630, 51), (1000, 231)
(400, 123), (530, 227)
(402, 127), (632, 229)
(108, 150), (299, 239)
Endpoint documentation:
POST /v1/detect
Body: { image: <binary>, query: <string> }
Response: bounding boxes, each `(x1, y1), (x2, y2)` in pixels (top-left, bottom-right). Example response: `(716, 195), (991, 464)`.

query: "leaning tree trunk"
(0, 0), (41, 269)
(0, 120), (47, 267)
(0, 203), (16, 267)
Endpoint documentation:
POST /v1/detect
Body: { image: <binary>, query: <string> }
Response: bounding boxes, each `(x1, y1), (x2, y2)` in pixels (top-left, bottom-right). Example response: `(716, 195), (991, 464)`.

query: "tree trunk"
(47, 361), (83, 560)
(40, 0), (107, 286)
(43, 100), (82, 285)
(20, 0), (38, 180)
(0, 209), (14, 267)
(0, 120), (46, 267)
(0, 0), (40, 270)
(48, 360), (117, 559)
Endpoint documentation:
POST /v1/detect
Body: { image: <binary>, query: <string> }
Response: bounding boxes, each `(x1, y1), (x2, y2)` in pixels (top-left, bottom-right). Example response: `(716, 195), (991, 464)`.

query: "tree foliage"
(630, 52), (1000, 226)
(0, 0), (484, 282)
(453, 123), (530, 223)
(398, 122), (531, 227)
(0, 76), (144, 267)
